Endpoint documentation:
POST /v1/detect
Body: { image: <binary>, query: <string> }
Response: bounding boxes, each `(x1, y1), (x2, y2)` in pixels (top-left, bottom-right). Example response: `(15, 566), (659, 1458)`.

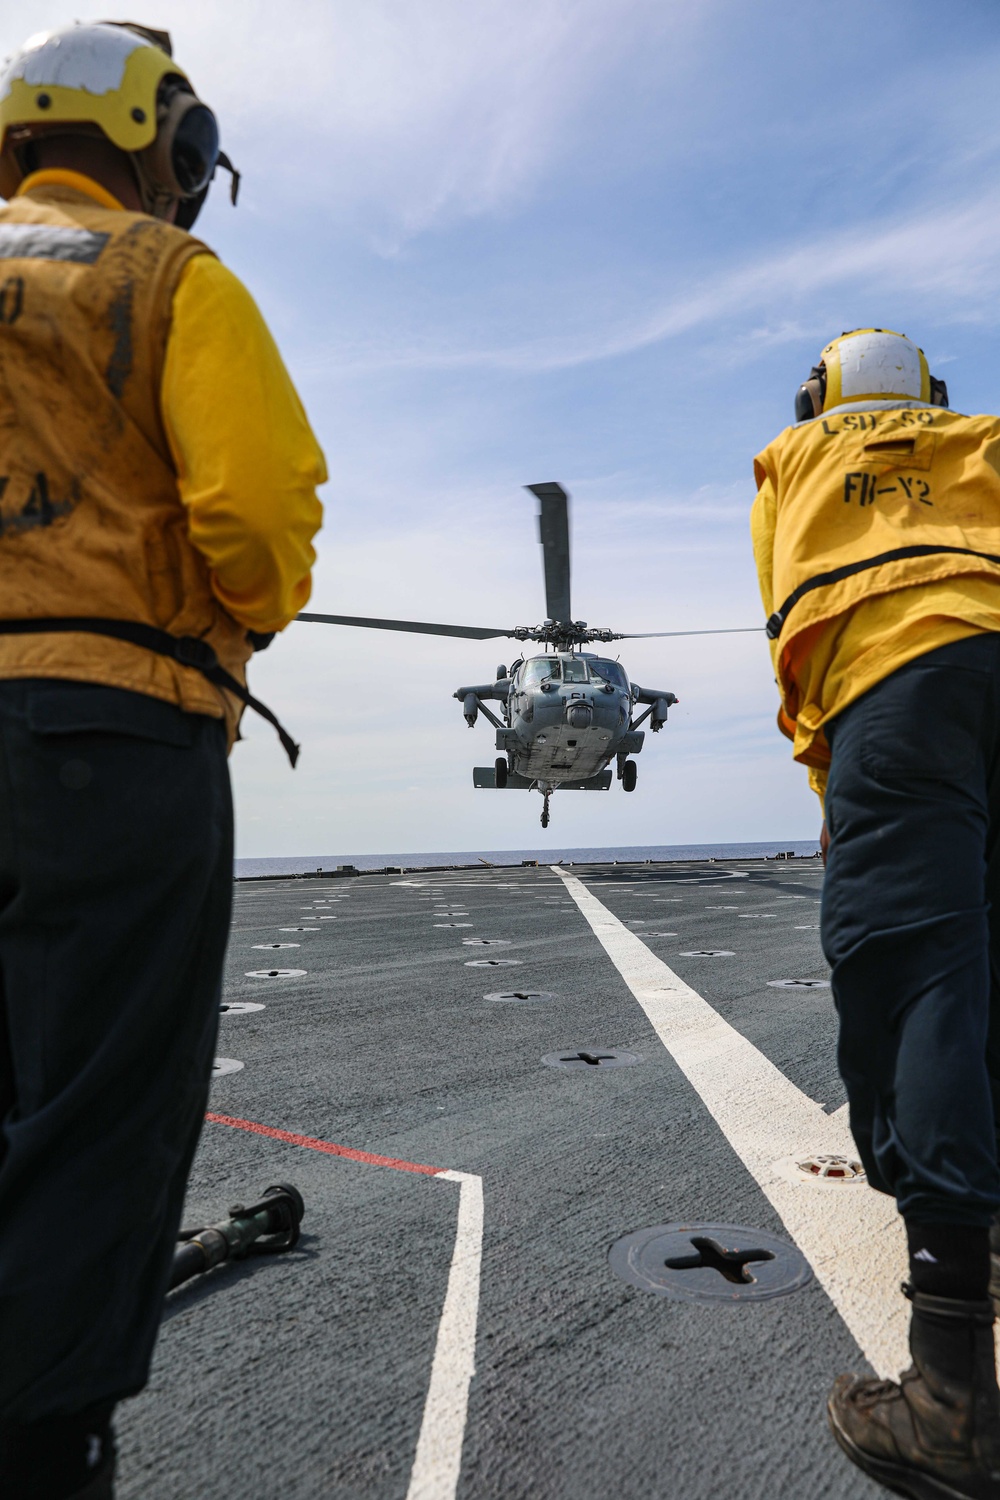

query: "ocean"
(235, 840), (822, 877)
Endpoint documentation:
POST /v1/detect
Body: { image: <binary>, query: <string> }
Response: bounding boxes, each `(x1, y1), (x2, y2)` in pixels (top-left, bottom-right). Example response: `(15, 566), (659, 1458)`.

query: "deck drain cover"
(212, 1057), (244, 1078)
(646, 932), (678, 938)
(244, 968), (307, 979)
(542, 1047), (642, 1070)
(609, 1223), (812, 1303)
(434, 922), (473, 928)
(485, 990), (556, 1004)
(768, 978), (830, 989)
(678, 950), (734, 958)
(465, 958), (522, 967)
(462, 938), (511, 946)
(219, 1002), (265, 1014)
(253, 942), (300, 949)
(279, 926), (319, 932)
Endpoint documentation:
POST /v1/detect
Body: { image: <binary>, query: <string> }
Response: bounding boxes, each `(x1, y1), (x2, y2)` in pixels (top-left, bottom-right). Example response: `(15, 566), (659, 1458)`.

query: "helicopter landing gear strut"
(541, 792), (551, 828)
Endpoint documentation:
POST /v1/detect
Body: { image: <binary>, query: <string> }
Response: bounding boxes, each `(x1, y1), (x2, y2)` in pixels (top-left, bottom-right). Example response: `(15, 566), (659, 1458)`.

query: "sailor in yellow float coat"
(0, 24), (324, 1500)
(752, 366), (1000, 809)
(752, 329), (1000, 1499)
(0, 165), (324, 744)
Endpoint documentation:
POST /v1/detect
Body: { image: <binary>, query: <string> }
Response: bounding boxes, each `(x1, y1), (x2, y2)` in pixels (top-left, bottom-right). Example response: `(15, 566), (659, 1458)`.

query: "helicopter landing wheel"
(541, 792), (551, 828)
(495, 757), (509, 789)
(622, 759), (637, 793)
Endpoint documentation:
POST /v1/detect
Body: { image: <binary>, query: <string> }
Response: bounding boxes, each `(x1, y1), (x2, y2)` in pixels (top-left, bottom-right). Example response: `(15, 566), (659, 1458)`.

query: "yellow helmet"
(794, 328), (949, 423)
(0, 21), (238, 227)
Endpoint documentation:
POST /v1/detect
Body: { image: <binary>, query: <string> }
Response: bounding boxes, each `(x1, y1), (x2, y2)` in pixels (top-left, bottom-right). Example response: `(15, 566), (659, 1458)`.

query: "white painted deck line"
(554, 867), (910, 1378)
(406, 1170), (484, 1500)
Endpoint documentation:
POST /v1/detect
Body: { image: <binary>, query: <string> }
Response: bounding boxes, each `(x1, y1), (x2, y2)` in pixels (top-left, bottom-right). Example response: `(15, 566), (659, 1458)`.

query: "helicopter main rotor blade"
(527, 482), (571, 626)
(296, 612), (517, 641)
(613, 627), (764, 638)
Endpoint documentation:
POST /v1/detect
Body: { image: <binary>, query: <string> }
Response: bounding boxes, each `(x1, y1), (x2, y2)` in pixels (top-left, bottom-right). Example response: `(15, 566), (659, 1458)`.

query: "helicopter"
(298, 483), (760, 828)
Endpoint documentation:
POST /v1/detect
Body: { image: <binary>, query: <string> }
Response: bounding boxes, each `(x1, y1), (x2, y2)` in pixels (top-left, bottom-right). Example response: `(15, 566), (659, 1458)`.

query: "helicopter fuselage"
(455, 651), (676, 805)
(504, 652), (631, 789)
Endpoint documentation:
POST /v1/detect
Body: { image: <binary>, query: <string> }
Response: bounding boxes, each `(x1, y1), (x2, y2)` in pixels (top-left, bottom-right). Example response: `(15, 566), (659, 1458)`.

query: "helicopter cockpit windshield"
(561, 658), (589, 683)
(522, 659), (560, 687)
(589, 659), (629, 689)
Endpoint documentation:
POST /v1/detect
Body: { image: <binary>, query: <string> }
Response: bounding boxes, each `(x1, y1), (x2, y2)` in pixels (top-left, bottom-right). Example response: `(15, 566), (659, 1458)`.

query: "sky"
(6, 1), (1000, 857)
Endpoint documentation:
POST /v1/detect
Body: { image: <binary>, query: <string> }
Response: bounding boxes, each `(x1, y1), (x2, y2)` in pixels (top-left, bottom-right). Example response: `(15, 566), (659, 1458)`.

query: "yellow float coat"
(0, 171), (325, 737)
(751, 404), (1000, 804)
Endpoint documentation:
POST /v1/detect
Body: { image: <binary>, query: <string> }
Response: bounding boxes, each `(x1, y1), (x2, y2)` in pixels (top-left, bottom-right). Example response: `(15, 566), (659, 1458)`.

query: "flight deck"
(115, 859), (894, 1499)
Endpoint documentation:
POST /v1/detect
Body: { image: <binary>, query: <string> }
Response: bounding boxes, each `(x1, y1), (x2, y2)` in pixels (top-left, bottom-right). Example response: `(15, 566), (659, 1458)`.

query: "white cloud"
(3, 0), (697, 242)
(295, 190), (1000, 375)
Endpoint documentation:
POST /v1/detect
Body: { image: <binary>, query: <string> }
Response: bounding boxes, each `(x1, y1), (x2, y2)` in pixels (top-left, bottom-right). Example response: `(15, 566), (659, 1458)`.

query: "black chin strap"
(0, 617), (299, 766)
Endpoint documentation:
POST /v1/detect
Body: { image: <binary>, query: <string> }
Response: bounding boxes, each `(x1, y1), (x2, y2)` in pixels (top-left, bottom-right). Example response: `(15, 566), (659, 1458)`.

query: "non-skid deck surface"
(116, 860), (891, 1500)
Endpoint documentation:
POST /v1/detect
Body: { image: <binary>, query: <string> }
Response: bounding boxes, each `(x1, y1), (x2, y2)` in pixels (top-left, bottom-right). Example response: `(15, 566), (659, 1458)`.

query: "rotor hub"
(511, 622), (619, 648)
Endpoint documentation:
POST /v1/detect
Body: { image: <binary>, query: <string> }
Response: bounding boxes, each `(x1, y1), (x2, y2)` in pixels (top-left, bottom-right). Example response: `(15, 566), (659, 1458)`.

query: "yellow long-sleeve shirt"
(18, 169), (326, 636)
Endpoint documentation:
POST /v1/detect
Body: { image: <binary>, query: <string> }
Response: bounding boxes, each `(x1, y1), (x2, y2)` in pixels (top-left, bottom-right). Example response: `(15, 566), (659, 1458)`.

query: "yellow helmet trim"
(0, 24), (189, 159)
(821, 328), (931, 409)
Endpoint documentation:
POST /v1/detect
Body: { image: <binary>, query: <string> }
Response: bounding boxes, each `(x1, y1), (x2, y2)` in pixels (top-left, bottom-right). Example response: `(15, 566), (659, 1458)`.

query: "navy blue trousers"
(823, 633), (1000, 1228)
(0, 681), (232, 1422)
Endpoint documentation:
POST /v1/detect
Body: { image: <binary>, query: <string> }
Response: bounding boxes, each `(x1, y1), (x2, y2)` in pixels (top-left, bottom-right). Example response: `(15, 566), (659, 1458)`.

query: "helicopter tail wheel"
(622, 759), (637, 793)
(541, 792), (551, 828)
(495, 757), (509, 789)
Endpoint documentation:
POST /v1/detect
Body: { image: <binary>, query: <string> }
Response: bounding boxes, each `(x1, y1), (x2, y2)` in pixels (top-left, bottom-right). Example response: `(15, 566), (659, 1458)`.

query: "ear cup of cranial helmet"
(137, 83), (219, 201)
(794, 384), (817, 423)
(794, 365), (826, 422)
(929, 374), (950, 408)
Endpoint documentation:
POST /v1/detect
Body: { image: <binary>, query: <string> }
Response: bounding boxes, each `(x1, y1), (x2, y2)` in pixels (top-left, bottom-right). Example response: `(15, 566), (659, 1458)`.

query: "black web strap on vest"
(765, 544), (1000, 640)
(0, 617), (300, 766)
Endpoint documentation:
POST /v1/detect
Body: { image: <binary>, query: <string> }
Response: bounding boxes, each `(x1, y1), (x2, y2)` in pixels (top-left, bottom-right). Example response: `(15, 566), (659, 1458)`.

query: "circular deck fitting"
(767, 978), (830, 990)
(434, 922), (473, 928)
(253, 942), (300, 949)
(738, 913), (776, 918)
(462, 938), (512, 946)
(542, 1047), (642, 1070)
(795, 1153), (865, 1182)
(645, 932), (678, 938)
(244, 968), (307, 979)
(212, 1057), (244, 1078)
(678, 950), (735, 958)
(772, 1154), (867, 1188)
(279, 926), (319, 932)
(609, 1222), (813, 1303)
(465, 958), (522, 967)
(317, 916), (339, 921)
(219, 1001), (265, 1014)
(484, 990), (556, 1004)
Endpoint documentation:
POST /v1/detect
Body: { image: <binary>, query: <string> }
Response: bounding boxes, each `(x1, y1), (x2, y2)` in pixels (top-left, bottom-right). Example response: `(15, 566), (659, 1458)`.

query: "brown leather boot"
(828, 1289), (1000, 1498)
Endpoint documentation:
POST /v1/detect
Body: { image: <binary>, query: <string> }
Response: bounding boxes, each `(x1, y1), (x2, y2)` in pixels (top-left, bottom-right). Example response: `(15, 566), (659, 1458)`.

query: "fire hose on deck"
(170, 1183), (305, 1291)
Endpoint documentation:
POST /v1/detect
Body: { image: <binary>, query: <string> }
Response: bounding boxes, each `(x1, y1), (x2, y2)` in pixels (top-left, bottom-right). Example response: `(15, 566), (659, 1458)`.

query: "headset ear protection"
(132, 75), (239, 225)
(929, 374), (950, 408)
(794, 363), (826, 423)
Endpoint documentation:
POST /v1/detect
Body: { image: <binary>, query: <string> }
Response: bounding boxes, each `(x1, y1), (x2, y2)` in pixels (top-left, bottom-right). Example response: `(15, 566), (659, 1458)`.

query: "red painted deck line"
(205, 1112), (443, 1176)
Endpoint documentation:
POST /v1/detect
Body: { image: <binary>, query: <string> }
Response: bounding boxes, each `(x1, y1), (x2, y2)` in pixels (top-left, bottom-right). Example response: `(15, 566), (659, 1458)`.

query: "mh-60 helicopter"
(298, 483), (758, 827)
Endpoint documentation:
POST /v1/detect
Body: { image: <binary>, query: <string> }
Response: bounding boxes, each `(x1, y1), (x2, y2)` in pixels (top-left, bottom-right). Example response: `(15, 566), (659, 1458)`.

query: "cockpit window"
(561, 658), (589, 683)
(590, 659), (628, 689)
(522, 658), (560, 687)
